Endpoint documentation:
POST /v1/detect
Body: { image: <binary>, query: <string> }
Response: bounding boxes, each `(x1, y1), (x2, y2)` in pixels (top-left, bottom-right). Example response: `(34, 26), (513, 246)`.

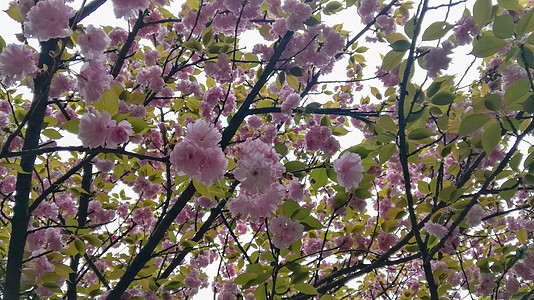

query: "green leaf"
(0, 36), (5, 54)
(458, 114), (491, 136)
(42, 129), (63, 140)
(404, 18), (415, 39)
(431, 90), (455, 105)
(346, 0), (357, 7)
(471, 36), (507, 58)
(54, 263), (74, 278)
(498, 0), (521, 10)
(295, 283), (318, 295)
(234, 273), (258, 285)
(324, 1), (342, 14)
(81, 234), (102, 247)
(522, 94), (534, 113)
(202, 29), (214, 46)
(517, 229), (528, 244)
(482, 122), (501, 154)
(127, 117), (150, 135)
(344, 144), (377, 159)
(516, 10), (534, 35)
(0, 162), (30, 174)
(390, 40), (411, 52)
(74, 239), (86, 255)
(504, 79), (531, 108)
(493, 15), (515, 39)
(379, 143), (396, 163)
(408, 128), (432, 140)
(5, 5), (22, 23)
(93, 84), (121, 115)
(186, 0), (200, 10)
(484, 94), (502, 111)
(311, 168), (328, 192)
(473, 0), (492, 28)
(422, 22), (454, 41)
(518, 46), (534, 69)
(290, 67), (305, 77)
(285, 161), (308, 173)
(283, 200), (300, 219)
(182, 40), (202, 52)
(380, 50), (404, 71)
(301, 216), (323, 230)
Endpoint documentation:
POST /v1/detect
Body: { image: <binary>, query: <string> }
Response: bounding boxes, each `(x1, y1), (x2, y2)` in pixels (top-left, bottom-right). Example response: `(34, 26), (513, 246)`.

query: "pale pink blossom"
(24, 0), (75, 41)
(334, 152), (364, 191)
(453, 16), (478, 46)
(107, 120), (134, 146)
(77, 57), (113, 102)
(282, 0), (312, 31)
(111, 0), (150, 19)
(77, 110), (115, 148)
(422, 40), (454, 78)
(78, 25), (111, 59)
(195, 196), (216, 209)
(269, 215), (304, 249)
(424, 221), (448, 239)
(233, 139), (285, 194)
(169, 120), (227, 185)
(281, 93), (300, 114)
(49, 73), (76, 98)
(0, 44), (38, 86)
(466, 204), (485, 227)
(358, 0), (380, 21)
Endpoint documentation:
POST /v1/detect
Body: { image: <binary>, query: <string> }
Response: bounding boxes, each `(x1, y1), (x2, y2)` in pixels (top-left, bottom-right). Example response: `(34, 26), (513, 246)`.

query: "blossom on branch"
(23, 0), (75, 41)
(334, 151), (364, 191)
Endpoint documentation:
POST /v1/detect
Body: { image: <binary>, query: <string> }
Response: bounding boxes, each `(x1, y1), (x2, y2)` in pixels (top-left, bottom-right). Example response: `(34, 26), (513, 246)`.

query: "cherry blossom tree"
(0, 0), (533, 299)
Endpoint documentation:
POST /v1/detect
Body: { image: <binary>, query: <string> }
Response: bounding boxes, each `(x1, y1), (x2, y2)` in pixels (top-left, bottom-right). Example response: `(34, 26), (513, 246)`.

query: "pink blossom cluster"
(422, 40), (454, 78)
(0, 44), (38, 86)
(423, 221), (448, 239)
(23, 0), (75, 41)
(281, 0), (312, 31)
(77, 57), (113, 102)
(169, 120), (227, 185)
(465, 204), (485, 227)
(78, 25), (111, 59)
(204, 54), (233, 84)
(233, 138), (285, 193)
(453, 16), (478, 45)
(269, 215), (304, 249)
(78, 109), (134, 148)
(305, 125), (340, 156)
(333, 152), (364, 191)
(358, 0), (380, 23)
(111, 0), (150, 19)
(227, 183), (284, 222)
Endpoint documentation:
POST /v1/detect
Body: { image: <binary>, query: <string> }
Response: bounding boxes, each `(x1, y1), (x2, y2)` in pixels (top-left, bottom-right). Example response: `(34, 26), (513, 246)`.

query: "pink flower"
(0, 44), (38, 86)
(269, 215), (304, 249)
(77, 57), (113, 102)
(422, 40), (454, 78)
(78, 110), (115, 148)
(334, 152), (364, 191)
(108, 120), (134, 146)
(24, 0), (75, 41)
(424, 221), (448, 239)
(78, 25), (111, 59)
(453, 16), (478, 46)
(185, 120), (222, 148)
(281, 93), (300, 114)
(358, 0), (380, 21)
(49, 73), (76, 98)
(195, 196), (216, 209)
(233, 139), (285, 194)
(169, 120), (227, 186)
(111, 0), (150, 19)
(466, 204), (485, 227)
(282, 0), (311, 31)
